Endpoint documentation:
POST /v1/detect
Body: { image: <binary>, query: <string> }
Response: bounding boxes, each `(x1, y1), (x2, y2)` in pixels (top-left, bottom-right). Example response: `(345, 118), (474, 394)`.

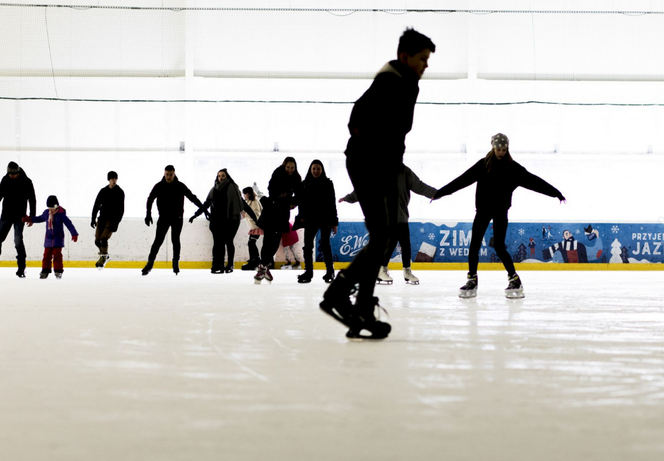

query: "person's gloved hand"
(189, 215), (196, 224)
(145, 213), (153, 226)
(90, 219), (96, 229)
(21, 216), (32, 224)
(72, 235), (78, 243)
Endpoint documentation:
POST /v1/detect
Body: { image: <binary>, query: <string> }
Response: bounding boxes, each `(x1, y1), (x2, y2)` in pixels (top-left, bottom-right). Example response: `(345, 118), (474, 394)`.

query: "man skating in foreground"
(320, 28), (435, 339)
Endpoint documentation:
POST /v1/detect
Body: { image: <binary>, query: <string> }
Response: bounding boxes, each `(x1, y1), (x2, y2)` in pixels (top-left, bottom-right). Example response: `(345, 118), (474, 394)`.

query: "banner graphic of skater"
(322, 222), (664, 264)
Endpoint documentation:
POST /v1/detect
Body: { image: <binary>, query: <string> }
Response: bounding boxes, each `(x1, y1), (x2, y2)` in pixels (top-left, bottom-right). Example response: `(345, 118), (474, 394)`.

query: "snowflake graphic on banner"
(428, 233), (436, 241)
(611, 225), (620, 233)
(518, 228), (525, 236)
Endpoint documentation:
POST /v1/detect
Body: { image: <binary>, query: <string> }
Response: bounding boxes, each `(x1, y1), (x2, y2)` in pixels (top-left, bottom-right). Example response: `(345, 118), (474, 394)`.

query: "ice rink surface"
(1, 267), (663, 461)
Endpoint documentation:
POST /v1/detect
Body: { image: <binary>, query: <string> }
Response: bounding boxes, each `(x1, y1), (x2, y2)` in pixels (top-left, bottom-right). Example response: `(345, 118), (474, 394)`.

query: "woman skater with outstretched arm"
(432, 133), (566, 298)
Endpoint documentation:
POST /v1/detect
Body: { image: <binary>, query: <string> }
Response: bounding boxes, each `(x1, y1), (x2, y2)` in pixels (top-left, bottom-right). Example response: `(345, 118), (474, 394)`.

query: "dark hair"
(397, 28), (436, 57)
(483, 147), (514, 173)
(218, 168), (236, 184)
(304, 159), (328, 182)
(107, 171), (118, 180)
(281, 157), (297, 170)
(242, 187), (256, 201)
(165, 165), (175, 172)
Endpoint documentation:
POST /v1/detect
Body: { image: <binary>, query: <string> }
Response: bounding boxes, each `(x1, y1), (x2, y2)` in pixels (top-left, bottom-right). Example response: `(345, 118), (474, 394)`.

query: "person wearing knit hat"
(0, 161), (36, 278)
(22, 195), (78, 279)
(91, 171), (125, 268)
(432, 133), (566, 299)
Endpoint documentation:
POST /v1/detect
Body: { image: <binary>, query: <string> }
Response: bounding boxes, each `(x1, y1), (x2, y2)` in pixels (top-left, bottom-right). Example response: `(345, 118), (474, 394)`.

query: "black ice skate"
(345, 297), (391, 340)
(322, 270), (335, 284)
(95, 254), (109, 269)
(297, 271), (313, 284)
(16, 268), (26, 278)
(403, 268), (419, 285)
(241, 259), (259, 271)
(55, 271), (63, 279)
(141, 260), (154, 276)
(505, 273), (525, 299)
(459, 273), (478, 298)
(376, 266), (393, 285)
(320, 270), (355, 327)
(224, 264), (234, 274)
(172, 260), (180, 275)
(39, 270), (49, 279)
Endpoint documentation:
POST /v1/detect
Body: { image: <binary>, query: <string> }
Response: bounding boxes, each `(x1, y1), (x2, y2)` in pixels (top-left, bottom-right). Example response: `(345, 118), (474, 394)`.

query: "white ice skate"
(254, 265), (273, 284)
(403, 268), (419, 285)
(505, 274), (525, 299)
(459, 273), (478, 298)
(376, 266), (393, 285)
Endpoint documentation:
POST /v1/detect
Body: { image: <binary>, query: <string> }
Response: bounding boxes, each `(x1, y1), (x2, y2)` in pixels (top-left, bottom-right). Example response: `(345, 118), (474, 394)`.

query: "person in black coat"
(190, 169), (245, 274)
(142, 165), (204, 275)
(254, 157), (301, 284)
(91, 171), (125, 268)
(432, 133), (566, 298)
(293, 160), (339, 284)
(320, 28), (435, 339)
(0, 161), (36, 278)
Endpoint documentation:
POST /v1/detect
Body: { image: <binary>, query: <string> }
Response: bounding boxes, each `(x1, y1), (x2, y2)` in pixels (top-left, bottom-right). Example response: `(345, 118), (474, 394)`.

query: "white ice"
(1, 267), (663, 461)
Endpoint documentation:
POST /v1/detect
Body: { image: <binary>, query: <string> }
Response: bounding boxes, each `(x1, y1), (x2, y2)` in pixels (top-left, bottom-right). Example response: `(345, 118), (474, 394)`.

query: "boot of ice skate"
(141, 260), (154, 276)
(505, 273), (525, 299)
(297, 271), (313, 284)
(345, 296), (391, 340)
(322, 268), (335, 284)
(459, 273), (478, 298)
(376, 266), (393, 285)
(320, 270), (355, 327)
(403, 268), (419, 285)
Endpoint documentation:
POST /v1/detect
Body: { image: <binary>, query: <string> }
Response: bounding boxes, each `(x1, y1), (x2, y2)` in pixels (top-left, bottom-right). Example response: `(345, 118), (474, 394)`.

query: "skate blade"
(345, 324), (391, 340)
(505, 290), (524, 299)
(254, 278), (262, 284)
(405, 280), (420, 285)
(376, 280), (393, 285)
(459, 290), (477, 299)
(320, 302), (352, 328)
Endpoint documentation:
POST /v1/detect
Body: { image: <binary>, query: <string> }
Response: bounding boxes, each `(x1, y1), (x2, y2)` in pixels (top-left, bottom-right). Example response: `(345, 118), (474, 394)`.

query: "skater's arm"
(91, 189), (103, 226)
(518, 167), (566, 202)
(63, 215), (79, 239)
(27, 210), (48, 224)
(432, 160), (482, 200)
(405, 167), (437, 199)
(183, 184), (205, 210)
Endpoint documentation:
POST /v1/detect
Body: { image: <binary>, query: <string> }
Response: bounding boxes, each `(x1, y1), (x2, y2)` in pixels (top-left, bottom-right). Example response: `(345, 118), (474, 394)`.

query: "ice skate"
(141, 260), (153, 276)
(345, 297), (391, 340)
(505, 273), (525, 299)
(254, 264), (272, 284)
(224, 264), (234, 274)
(55, 271), (63, 279)
(211, 266), (223, 274)
(16, 268), (25, 278)
(39, 271), (49, 279)
(376, 266), (393, 285)
(297, 271), (313, 284)
(459, 273), (478, 298)
(95, 254), (109, 270)
(241, 259), (259, 271)
(172, 260), (180, 275)
(281, 260), (293, 270)
(290, 260), (301, 270)
(322, 269), (335, 284)
(403, 268), (419, 285)
(320, 270), (355, 327)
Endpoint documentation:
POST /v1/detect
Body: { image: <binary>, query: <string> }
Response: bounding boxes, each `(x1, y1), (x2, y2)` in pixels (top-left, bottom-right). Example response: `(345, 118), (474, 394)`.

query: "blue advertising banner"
(319, 221), (664, 265)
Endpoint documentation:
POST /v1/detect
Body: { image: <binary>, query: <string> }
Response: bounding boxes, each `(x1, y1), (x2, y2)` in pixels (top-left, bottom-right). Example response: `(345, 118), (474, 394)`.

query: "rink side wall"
(2, 218), (662, 270)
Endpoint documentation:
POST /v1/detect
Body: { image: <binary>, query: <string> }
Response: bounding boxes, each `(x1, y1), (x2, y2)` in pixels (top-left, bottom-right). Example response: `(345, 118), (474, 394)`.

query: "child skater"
(23, 195), (78, 279)
(432, 133), (565, 298)
(240, 186), (263, 271)
(294, 159), (339, 284)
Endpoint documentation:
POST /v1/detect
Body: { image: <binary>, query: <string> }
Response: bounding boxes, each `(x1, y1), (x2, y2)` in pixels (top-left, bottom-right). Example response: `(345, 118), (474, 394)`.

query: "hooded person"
(22, 195), (78, 279)
(293, 159), (339, 284)
(0, 161), (37, 277)
(190, 168), (245, 273)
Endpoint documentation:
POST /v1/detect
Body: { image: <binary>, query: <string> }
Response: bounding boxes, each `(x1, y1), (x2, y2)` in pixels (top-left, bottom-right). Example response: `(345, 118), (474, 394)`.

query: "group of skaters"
(0, 28), (566, 340)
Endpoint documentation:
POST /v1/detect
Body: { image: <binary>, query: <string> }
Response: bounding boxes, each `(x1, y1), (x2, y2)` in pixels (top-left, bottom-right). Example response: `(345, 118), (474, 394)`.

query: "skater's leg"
(492, 211), (516, 276)
(99, 222), (114, 255)
(397, 222), (412, 268)
(12, 219), (27, 271)
(260, 231), (281, 267)
(42, 247), (54, 272)
(148, 218), (170, 261)
(302, 225), (317, 273)
(211, 227), (223, 270)
(170, 217), (183, 262)
(468, 211), (492, 275)
(53, 247), (64, 273)
(381, 230), (399, 268)
(318, 226), (334, 270)
(225, 218), (241, 268)
(248, 235), (260, 262)
(94, 221), (103, 252)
